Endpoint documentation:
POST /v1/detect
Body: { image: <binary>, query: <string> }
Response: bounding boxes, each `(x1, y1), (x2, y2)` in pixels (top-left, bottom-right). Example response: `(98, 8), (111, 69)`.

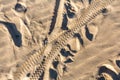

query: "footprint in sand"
(97, 56), (120, 80)
(97, 64), (118, 80)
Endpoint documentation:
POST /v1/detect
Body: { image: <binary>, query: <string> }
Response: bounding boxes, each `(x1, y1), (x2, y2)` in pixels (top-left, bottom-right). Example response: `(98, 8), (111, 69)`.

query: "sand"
(0, 0), (120, 80)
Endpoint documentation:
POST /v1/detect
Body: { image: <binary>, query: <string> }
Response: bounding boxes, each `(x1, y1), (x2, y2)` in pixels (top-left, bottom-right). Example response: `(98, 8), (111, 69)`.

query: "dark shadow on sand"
(61, 14), (69, 30)
(74, 33), (84, 47)
(65, 0), (75, 18)
(116, 60), (120, 68)
(60, 48), (72, 57)
(0, 21), (22, 47)
(48, 0), (60, 35)
(49, 68), (58, 80)
(85, 25), (93, 41)
(98, 66), (119, 80)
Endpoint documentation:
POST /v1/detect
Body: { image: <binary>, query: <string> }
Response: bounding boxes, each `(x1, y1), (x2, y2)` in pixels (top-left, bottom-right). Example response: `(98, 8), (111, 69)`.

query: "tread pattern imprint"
(0, 0), (119, 80)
